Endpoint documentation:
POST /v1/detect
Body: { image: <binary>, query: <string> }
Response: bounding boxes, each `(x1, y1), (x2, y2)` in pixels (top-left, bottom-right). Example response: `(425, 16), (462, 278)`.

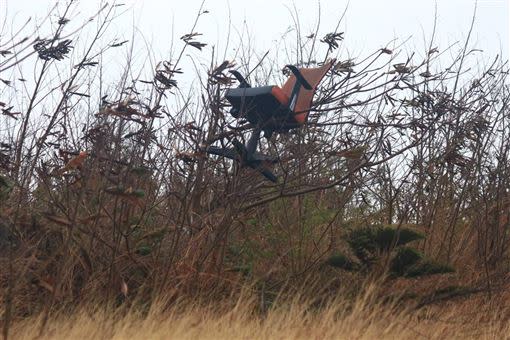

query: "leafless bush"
(1, 1), (509, 338)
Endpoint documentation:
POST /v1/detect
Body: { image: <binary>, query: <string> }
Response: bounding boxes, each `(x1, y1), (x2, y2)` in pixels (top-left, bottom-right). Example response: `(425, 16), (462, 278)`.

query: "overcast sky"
(4, 0), (507, 53)
(2, 0), (509, 89)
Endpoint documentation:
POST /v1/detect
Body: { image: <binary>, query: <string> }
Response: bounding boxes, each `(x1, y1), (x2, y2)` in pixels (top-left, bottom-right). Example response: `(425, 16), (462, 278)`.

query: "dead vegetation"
(10, 285), (510, 340)
(1, 1), (510, 338)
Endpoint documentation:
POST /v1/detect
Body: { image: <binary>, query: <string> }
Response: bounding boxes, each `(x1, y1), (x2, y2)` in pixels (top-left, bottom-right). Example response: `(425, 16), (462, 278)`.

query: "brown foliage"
(1, 2), (510, 338)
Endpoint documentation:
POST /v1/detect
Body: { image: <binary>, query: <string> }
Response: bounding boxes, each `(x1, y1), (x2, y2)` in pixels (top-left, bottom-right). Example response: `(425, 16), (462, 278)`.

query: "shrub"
(327, 225), (453, 278)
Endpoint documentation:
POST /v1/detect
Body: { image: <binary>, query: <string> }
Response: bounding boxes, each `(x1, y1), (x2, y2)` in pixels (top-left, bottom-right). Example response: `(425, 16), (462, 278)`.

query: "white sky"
(2, 0), (509, 90)
(4, 0), (508, 52)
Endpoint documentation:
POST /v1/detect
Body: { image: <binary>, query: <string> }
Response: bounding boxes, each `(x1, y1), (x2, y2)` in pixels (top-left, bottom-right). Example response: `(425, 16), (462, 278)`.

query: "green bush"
(325, 254), (358, 271)
(390, 246), (424, 276)
(0, 174), (13, 201)
(326, 225), (453, 278)
(405, 260), (455, 277)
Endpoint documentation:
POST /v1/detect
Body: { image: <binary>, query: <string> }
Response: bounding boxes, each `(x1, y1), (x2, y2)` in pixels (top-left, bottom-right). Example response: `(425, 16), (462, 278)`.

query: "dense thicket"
(1, 2), (509, 336)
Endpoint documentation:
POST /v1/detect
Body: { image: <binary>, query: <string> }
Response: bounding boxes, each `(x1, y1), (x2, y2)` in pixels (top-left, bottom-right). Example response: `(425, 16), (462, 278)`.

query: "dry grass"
(3, 2), (510, 339)
(10, 287), (510, 340)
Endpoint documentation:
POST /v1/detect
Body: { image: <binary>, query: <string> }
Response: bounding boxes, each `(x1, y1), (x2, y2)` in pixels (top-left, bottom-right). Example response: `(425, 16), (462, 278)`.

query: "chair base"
(204, 143), (279, 182)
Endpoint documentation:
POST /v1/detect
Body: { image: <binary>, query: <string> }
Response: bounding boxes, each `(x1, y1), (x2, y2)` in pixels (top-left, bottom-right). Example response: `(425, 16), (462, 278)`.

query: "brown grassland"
(8, 282), (510, 339)
(2, 2), (510, 339)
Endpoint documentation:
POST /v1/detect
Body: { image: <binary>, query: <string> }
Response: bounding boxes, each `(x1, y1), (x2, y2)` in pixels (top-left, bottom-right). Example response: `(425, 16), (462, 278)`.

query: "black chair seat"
(225, 86), (292, 127)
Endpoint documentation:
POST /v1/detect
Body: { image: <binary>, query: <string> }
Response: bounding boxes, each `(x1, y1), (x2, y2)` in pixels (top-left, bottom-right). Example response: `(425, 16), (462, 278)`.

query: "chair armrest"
(284, 65), (312, 90)
(229, 70), (251, 88)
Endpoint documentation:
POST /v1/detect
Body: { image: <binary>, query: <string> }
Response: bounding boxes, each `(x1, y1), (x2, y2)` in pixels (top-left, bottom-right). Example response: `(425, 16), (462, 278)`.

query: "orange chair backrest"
(280, 60), (334, 124)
